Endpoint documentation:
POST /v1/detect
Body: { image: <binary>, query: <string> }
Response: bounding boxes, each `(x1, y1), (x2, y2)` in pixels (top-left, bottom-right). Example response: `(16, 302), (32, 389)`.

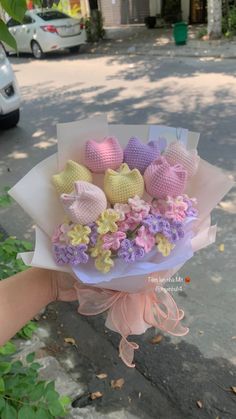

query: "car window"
(7, 18), (20, 27)
(22, 15), (35, 24)
(37, 11), (69, 21)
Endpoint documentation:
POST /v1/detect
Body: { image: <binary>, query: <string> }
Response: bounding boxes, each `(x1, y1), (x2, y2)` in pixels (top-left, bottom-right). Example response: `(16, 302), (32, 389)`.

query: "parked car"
(5, 9), (86, 59)
(0, 44), (20, 129)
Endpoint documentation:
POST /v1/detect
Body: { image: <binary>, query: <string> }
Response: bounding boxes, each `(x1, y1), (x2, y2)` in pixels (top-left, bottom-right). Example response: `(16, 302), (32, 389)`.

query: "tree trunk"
(207, 0), (222, 39)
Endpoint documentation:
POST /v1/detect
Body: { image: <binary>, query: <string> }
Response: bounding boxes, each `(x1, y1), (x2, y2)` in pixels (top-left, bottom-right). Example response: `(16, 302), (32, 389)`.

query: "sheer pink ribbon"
(74, 283), (189, 368)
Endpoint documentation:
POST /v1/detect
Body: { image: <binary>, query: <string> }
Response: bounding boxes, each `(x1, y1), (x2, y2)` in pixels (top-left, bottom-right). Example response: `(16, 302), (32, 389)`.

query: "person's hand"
(50, 271), (78, 302)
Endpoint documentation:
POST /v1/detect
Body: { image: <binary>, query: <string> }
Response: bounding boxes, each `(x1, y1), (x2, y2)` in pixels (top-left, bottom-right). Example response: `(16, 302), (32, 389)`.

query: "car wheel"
(31, 41), (44, 59)
(69, 45), (80, 54)
(1, 109), (20, 129)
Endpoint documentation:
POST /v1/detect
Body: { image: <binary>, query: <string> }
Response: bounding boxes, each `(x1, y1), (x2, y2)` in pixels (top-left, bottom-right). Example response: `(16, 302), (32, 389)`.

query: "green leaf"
(0, 19), (17, 50)
(0, 0), (27, 23)
(26, 352), (36, 363)
(45, 389), (59, 403)
(30, 362), (41, 370)
(0, 341), (16, 355)
(2, 403), (17, 419)
(59, 395), (71, 407)
(0, 396), (5, 411)
(18, 406), (36, 419)
(45, 381), (55, 392)
(35, 408), (52, 419)
(49, 400), (65, 417)
(0, 362), (11, 375)
(0, 377), (5, 392)
(29, 382), (45, 401)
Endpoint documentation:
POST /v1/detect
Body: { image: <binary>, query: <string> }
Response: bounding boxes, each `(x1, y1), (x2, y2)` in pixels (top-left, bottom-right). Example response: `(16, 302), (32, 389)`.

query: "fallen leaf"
(232, 336), (236, 340)
(218, 243), (225, 252)
(231, 386), (236, 394)
(111, 378), (125, 389)
(96, 373), (108, 380)
(196, 400), (203, 408)
(90, 391), (103, 400)
(198, 330), (204, 335)
(150, 334), (163, 344)
(64, 337), (77, 346)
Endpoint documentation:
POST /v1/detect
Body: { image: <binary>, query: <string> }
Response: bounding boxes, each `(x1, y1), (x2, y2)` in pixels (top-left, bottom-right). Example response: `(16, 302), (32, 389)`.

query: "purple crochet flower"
(169, 221), (185, 243)
(143, 214), (170, 235)
(123, 137), (160, 174)
(53, 244), (89, 266)
(118, 239), (145, 263)
(88, 222), (98, 246)
(183, 196), (198, 218)
(53, 244), (70, 265)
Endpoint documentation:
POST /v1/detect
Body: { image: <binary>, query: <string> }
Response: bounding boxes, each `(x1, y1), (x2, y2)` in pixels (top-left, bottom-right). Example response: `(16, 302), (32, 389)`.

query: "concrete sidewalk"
(86, 25), (236, 59)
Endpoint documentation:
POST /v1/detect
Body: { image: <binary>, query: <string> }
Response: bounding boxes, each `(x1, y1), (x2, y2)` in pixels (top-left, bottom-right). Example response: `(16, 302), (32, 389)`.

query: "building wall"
(99, 0), (150, 26)
(181, 0), (190, 21)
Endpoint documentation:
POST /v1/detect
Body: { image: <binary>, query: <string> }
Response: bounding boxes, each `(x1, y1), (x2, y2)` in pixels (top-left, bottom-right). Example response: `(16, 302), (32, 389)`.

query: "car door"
(18, 15), (36, 52)
(7, 18), (22, 51)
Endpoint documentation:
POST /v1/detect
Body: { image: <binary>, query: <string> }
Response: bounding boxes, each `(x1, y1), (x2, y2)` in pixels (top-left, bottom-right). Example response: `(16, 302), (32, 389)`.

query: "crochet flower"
(118, 239), (145, 263)
(67, 224), (91, 245)
(88, 222), (99, 246)
(96, 209), (119, 234)
(164, 196), (188, 222)
(95, 250), (114, 273)
(135, 226), (155, 253)
(156, 234), (175, 257)
(128, 195), (150, 215)
(169, 221), (185, 243)
(51, 223), (71, 244)
(183, 195), (198, 217)
(143, 214), (171, 236)
(53, 243), (89, 265)
(90, 237), (104, 258)
(114, 203), (131, 221)
(66, 244), (89, 265)
(53, 244), (70, 265)
(102, 231), (126, 251)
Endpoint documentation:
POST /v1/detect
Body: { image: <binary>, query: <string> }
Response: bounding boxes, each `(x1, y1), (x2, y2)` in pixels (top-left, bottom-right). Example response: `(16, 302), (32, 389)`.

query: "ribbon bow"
(74, 283), (189, 368)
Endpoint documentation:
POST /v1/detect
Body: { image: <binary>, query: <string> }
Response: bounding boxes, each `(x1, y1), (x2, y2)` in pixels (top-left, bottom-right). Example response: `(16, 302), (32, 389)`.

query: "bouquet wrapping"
(9, 115), (233, 367)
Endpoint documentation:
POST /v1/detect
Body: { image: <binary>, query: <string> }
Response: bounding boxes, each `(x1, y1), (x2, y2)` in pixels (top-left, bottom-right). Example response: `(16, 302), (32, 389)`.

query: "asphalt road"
(0, 51), (236, 418)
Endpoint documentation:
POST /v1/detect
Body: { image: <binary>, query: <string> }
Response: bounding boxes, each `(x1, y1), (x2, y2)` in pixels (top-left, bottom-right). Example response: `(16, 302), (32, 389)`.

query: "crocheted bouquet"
(51, 138), (199, 276)
(9, 116), (233, 368)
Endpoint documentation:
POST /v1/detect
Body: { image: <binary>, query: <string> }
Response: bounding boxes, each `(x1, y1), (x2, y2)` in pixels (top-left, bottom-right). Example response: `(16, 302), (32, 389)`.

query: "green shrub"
(0, 343), (71, 418)
(222, 6), (236, 35)
(196, 28), (207, 39)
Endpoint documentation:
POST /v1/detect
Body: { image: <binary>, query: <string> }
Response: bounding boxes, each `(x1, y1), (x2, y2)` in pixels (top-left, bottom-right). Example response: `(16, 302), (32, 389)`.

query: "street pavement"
(0, 49), (236, 418)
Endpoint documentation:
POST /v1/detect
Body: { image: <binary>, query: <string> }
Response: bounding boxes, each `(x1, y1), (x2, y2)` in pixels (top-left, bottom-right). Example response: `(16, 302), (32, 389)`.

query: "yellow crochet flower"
(95, 250), (114, 273)
(156, 233), (175, 257)
(90, 237), (104, 258)
(68, 224), (91, 245)
(96, 209), (119, 234)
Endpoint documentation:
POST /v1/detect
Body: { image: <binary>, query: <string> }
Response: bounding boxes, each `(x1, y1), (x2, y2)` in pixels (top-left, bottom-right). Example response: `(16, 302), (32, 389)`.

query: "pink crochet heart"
(144, 156), (187, 198)
(85, 136), (123, 173)
(60, 181), (107, 224)
(164, 142), (200, 178)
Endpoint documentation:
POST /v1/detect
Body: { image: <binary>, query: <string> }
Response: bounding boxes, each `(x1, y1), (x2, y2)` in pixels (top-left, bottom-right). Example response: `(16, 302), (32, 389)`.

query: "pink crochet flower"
(128, 195), (150, 214)
(102, 231), (126, 250)
(51, 223), (71, 244)
(135, 226), (155, 253)
(114, 203), (131, 221)
(164, 196), (188, 221)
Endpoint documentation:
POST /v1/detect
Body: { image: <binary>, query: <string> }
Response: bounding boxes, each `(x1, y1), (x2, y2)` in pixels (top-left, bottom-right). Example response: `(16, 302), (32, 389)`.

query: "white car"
(0, 44), (20, 129)
(6, 9), (86, 59)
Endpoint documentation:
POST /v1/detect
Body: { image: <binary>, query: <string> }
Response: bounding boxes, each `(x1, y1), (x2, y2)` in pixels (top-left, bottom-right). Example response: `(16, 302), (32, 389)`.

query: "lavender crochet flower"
(143, 214), (171, 236)
(183, 196), (198, 218)
(169, 221), (185, 243)
(53, 244), (70, 265)
(88, 222), (98, 246)
(53, 243), (89, 266)
(118, 239), (145, 263)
